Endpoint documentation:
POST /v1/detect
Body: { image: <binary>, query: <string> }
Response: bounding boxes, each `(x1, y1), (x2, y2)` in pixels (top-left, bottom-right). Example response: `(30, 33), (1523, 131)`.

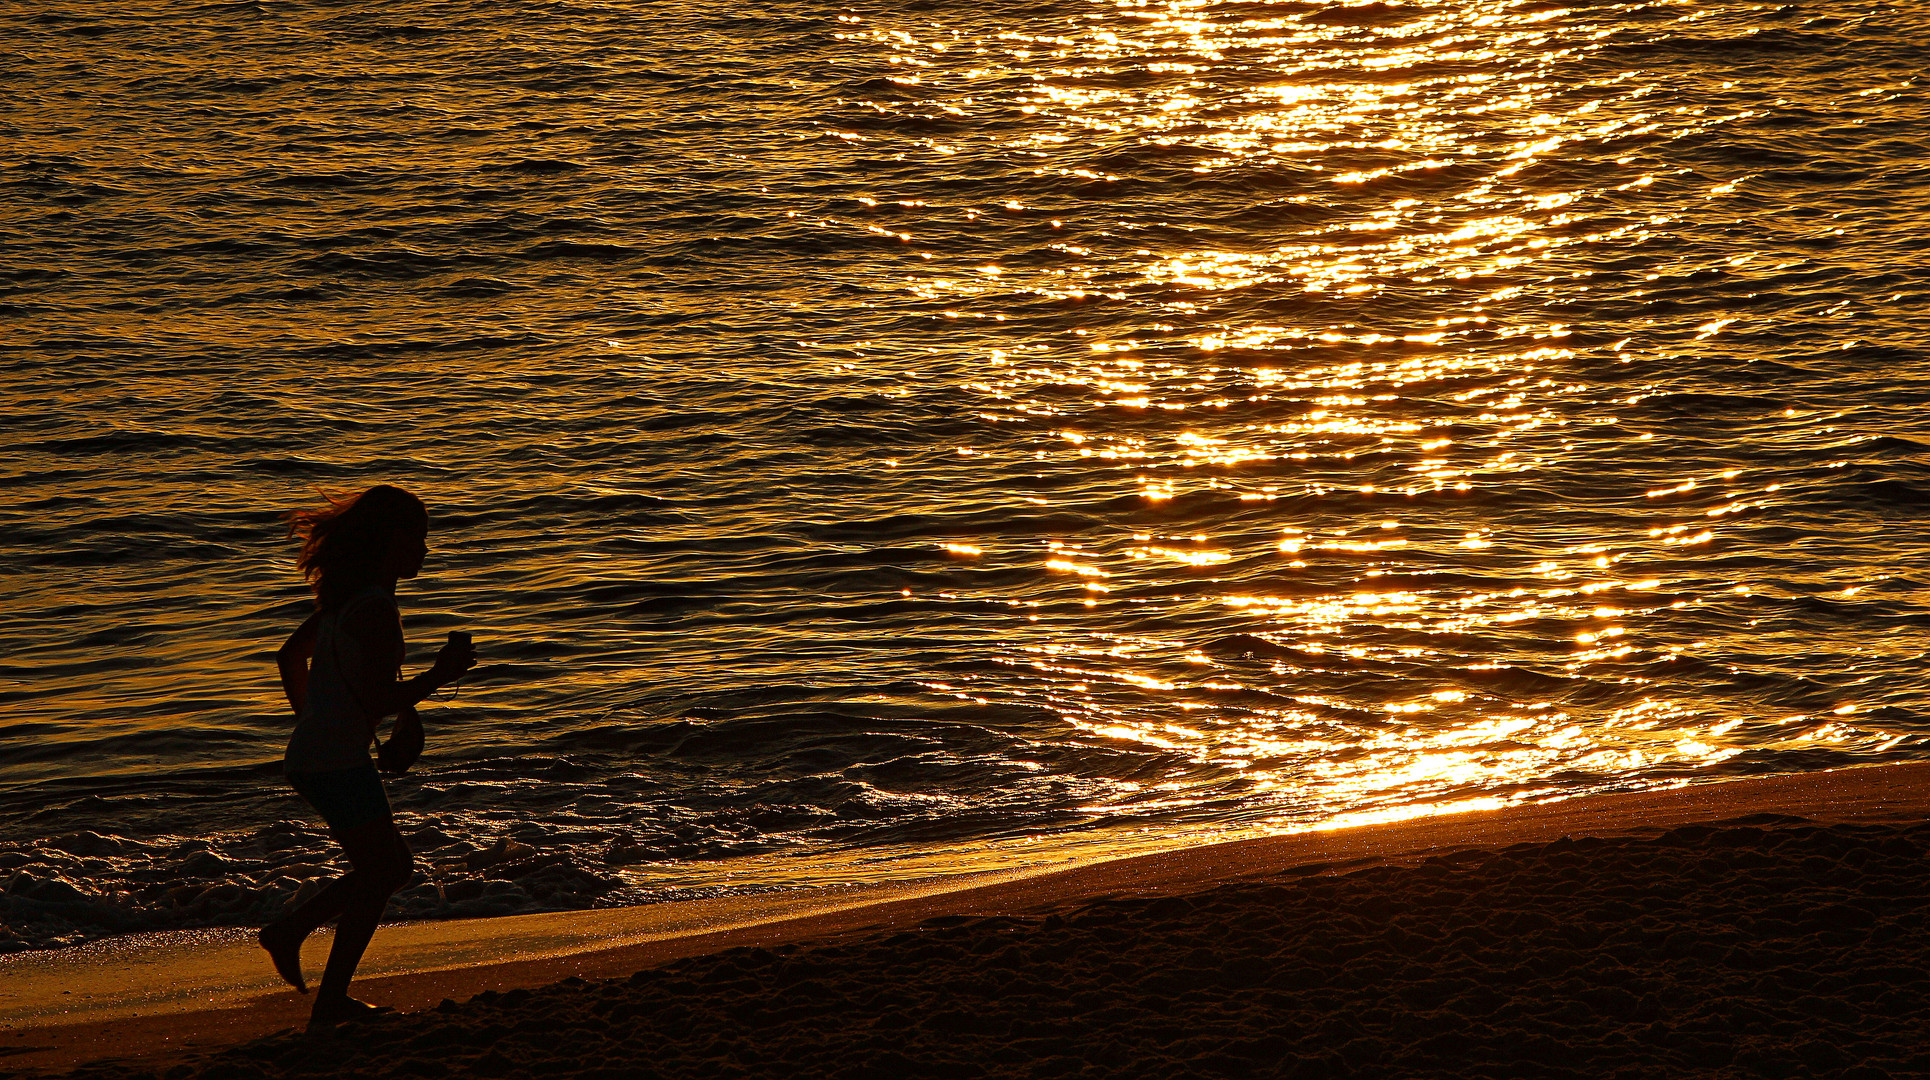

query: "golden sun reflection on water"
(859, 0), (1922, 834)
(6, 0), (1926, 918)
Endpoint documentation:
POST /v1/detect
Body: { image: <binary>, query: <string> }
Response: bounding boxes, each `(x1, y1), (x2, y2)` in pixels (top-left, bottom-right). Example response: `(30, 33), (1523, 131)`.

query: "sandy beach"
(12, 763), (1930, 1079)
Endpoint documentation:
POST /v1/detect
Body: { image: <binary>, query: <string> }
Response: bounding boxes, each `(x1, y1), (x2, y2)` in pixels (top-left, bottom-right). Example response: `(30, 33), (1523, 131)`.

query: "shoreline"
(11, 761), (1930, 1075)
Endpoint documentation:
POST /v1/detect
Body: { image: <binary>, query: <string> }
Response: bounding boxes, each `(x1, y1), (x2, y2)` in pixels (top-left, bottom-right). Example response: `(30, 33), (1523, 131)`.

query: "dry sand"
(12, 762), (1930, 1079)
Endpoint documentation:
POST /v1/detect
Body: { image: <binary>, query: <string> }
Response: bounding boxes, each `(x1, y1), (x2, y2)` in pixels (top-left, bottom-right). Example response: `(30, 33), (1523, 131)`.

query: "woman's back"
(284, 586), (395, 773)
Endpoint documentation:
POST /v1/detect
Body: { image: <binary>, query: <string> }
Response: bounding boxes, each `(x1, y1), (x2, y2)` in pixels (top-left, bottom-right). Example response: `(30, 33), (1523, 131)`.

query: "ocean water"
(4, 0), (1929, 950)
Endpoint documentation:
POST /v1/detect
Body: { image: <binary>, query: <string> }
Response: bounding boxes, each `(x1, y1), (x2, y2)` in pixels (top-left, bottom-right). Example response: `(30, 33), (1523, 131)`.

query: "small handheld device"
(436, 631), (473, 701)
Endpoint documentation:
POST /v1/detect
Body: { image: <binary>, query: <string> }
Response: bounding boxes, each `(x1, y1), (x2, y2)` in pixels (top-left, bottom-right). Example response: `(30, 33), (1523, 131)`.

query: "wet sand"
(13, 763), (1930, 1078)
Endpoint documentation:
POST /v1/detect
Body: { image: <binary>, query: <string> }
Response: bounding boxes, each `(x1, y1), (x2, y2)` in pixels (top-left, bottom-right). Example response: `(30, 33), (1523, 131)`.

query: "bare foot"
(257, 923), (307, 994)
(308, 995), (393, 1030)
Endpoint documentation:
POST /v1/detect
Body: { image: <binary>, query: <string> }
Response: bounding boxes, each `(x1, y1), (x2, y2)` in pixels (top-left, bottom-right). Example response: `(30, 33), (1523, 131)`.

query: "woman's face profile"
(387, 521), (430, 580)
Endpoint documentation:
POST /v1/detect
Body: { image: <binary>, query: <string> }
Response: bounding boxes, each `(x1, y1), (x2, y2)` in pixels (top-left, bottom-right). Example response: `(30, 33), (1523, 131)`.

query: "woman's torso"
(284, 586), (397, 773)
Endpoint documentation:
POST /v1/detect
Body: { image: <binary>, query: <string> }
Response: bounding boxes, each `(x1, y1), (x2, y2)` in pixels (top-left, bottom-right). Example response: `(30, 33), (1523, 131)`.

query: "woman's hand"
(429, 633), (478, 687)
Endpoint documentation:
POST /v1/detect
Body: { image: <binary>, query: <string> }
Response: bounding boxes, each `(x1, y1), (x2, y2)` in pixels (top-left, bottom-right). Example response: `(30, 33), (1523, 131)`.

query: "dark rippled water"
(4, 0), (1929, 949)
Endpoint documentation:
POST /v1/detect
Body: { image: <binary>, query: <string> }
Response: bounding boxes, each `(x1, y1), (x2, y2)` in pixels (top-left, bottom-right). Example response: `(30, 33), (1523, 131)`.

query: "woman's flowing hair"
(287, 485), (428, 609)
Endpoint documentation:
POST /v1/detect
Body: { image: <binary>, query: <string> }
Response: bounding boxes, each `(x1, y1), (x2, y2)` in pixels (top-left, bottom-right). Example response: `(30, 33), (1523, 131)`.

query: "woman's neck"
(320, 575), (397, 609)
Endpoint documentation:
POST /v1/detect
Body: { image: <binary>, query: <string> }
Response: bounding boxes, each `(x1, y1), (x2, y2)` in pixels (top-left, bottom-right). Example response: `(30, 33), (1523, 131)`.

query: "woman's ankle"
(260, 919), (297, 939)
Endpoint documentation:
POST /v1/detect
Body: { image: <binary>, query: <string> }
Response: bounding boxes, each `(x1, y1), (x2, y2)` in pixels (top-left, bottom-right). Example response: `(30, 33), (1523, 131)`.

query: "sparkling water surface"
(4, 0), (1929, 948)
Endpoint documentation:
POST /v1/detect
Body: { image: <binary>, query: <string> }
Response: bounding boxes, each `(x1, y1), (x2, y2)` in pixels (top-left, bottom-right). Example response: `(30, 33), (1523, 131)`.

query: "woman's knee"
(339, 819), (414, 893)
(376, 865), (412, 896)
(395, 849), (417, 891)
(374, 839), (415, 894)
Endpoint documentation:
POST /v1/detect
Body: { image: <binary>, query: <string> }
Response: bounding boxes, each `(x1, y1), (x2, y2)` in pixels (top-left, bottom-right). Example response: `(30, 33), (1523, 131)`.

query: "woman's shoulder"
(330, 585), (401, 629)
(333, 589), (404, 667)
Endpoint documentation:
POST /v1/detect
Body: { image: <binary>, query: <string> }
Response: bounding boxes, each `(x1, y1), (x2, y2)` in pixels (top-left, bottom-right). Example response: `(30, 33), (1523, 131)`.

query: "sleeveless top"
(284, 586), (398, 773)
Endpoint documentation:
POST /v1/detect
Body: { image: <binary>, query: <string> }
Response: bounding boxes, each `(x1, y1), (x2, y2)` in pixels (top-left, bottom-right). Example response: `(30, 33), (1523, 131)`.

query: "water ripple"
(3, 0), (1929, 948)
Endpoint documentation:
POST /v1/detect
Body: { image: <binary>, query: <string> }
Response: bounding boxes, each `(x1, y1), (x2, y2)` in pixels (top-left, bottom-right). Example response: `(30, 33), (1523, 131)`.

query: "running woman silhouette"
(259, 485), (476, 1027)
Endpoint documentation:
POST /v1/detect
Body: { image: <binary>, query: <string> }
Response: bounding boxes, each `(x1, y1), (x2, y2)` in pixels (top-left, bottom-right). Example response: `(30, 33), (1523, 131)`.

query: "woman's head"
(288, 485), (430, 607)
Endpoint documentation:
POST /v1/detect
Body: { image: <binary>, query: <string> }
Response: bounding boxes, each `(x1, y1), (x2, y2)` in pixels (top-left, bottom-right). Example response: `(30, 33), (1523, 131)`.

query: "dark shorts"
(287, 764), (392, 834)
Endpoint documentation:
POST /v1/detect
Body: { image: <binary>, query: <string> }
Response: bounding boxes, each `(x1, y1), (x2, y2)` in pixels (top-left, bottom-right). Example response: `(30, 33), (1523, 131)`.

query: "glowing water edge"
(3, 0), (1928, 950)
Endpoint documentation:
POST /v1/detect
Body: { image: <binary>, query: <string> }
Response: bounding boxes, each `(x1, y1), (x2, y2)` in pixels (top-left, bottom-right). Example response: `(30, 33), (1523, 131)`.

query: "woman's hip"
(285, 764), (392, 834)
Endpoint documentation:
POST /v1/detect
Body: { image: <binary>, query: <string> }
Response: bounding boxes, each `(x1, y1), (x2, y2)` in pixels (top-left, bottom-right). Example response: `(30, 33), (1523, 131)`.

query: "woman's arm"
(277, 611), (322, 715)
(338, 599), (477, 728)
